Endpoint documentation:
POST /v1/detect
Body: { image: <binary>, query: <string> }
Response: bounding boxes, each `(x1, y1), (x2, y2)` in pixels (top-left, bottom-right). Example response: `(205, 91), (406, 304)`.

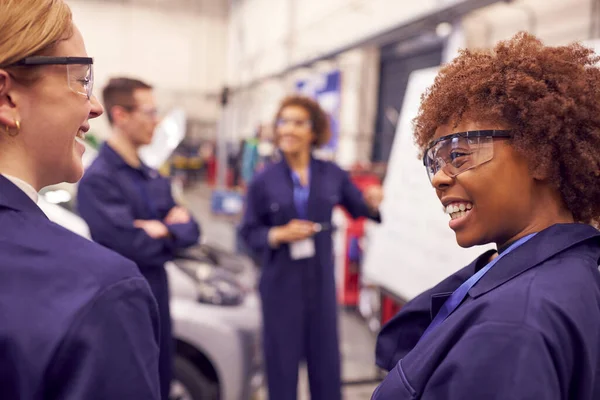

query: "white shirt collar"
(1, 174), (38, 203)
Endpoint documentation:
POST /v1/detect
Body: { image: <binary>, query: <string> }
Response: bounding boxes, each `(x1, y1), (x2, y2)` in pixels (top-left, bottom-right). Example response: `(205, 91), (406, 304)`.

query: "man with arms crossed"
(77, 77), (201, 400)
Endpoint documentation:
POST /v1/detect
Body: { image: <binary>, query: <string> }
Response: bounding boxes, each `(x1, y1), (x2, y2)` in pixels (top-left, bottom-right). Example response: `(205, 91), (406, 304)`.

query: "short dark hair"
(274, 95), (331, 147)
(102, 77), (152, 125)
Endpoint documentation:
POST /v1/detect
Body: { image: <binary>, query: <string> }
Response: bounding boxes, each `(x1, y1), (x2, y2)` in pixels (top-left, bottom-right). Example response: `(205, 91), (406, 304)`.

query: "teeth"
(445, 202), (474, 219)
(445, 203), (473, 214)
(450, 211), (468, 220)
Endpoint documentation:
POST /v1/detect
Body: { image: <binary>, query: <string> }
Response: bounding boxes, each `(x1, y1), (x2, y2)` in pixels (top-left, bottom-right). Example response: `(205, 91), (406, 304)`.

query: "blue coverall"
(373, 223), (600, 400)
(240, 157), (381, 400)
(0, 175), (161, 399)
(77, 143), (201, 400)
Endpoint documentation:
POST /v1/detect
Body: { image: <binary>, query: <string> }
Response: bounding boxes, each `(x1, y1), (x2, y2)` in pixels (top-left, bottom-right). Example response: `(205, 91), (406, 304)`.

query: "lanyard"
(291, 168), (310, 220)
(419, 232), (538, 342)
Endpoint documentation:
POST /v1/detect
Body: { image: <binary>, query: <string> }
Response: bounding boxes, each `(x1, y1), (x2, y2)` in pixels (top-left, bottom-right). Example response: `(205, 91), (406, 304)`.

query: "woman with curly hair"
(372, 32), (600, 400)
(240, 95), (383, 399)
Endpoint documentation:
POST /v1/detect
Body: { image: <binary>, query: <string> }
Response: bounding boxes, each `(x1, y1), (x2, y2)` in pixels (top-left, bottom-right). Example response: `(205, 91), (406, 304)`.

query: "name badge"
(290, 238), (316, 260)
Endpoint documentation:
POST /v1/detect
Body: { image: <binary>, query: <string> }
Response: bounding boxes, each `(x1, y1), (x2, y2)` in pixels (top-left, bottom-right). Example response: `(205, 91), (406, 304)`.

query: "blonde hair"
(0, 0), (73, 79)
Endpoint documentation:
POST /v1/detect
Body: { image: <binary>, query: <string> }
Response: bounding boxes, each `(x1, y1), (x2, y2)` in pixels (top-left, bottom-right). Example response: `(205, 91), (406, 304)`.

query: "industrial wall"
(67, 0), (229, 139)
(227, 0), (466, 86)
(225, 0), (461, 167)
(68, 0), (600, 160)
(464, 0), (596, 48)
(225, 0), (599, 167)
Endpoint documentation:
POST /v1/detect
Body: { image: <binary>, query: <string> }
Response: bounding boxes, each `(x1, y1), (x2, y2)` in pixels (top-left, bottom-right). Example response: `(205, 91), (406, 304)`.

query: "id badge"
(290, 238), (316, 260)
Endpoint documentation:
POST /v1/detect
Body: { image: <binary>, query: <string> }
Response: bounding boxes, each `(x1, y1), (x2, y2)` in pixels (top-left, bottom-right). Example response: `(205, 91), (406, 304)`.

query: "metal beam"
(227, 0), (507, 94)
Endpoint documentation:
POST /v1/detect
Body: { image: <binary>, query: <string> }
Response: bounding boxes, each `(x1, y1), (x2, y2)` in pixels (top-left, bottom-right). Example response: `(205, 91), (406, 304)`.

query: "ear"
(110, 105), (129, 125)
(0, 70), (19, 129)
(532, 170), (549, 182)
(530, 162), (552, 182)
(311, 131), (318, 146)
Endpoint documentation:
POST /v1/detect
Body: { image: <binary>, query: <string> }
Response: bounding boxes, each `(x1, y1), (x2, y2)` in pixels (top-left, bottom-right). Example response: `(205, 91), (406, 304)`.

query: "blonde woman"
(0, 1), (160, 398)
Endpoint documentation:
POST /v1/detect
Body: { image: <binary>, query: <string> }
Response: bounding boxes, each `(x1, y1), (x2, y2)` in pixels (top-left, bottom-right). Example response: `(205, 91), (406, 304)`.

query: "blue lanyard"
(291, 168), (310, 220)
(419, 232), (537, 342)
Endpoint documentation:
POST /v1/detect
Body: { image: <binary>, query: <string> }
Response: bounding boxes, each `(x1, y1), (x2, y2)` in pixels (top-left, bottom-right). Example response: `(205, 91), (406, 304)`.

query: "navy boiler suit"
(240, 157), (381, 400)
(373, 223), (600, 400)
(77, 143), (201, 400)
(0, 175), (161, 399)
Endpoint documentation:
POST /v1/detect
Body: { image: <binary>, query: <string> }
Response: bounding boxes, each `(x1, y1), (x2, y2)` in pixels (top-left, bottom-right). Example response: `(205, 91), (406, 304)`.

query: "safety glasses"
(423, 130), (512, 183)
(9, 56), (94, 99)
(276, 117), (312, 130)
(120, 105), (160, 119)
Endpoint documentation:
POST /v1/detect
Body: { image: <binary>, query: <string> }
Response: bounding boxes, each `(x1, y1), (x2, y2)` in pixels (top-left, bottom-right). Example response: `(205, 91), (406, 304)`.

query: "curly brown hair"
(274, 95), (331, 147)
(413, 32), (600, 227)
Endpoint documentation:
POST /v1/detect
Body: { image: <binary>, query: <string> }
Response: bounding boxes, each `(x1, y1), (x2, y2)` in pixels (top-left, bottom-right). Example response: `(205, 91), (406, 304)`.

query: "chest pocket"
(324, 192), (340, 206)
(372, 360), (418, 400)
(317, 174), (342, 204)
(314, 182), (341, 221)
(265, 192), (295, 226)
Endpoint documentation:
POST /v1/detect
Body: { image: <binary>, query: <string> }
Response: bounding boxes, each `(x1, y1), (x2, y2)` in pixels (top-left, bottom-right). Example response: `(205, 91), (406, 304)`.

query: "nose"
(431, 167), (454, 191)
(89, 94), (104, 119)
(278, 121), (295, 135)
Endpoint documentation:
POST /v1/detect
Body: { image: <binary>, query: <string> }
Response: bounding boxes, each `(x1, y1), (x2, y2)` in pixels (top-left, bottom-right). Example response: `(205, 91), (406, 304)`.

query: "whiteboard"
(362, 67), (493, 301)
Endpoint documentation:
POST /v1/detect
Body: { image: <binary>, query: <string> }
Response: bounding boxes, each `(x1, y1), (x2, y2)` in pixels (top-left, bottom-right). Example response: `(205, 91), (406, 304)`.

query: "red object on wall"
(380, 293), (402, 325)
(207, 157), (235, 188)
(338, 172), (381, 307)
(207, 157), (217, 186)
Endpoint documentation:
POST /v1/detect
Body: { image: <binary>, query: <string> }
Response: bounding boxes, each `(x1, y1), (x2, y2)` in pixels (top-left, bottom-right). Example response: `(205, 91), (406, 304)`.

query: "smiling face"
(276, 105), (315, 157)
(430, 119), (544, 249)
(112, 88), (159, 147)
(0, 25), (103, 188)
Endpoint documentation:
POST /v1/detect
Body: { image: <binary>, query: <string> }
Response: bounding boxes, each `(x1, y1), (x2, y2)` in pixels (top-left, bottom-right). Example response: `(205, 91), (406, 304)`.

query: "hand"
(134, 220), (170, 239)
(364, 185), (384, 210)
(270, 219), (316, 245)
(164, 206), (191, 225)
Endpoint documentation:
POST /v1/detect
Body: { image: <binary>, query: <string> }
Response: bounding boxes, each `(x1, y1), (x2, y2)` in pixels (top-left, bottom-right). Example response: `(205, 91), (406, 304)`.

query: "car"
(38, 190), (263, 400)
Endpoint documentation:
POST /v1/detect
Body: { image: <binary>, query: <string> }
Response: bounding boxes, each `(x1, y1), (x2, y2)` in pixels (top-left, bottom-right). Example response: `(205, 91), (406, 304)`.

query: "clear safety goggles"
(9, 56), (94, 99)
(423, 130), (511, 183)
(121, 105), (160, 120)
(276, 117), (312, 130)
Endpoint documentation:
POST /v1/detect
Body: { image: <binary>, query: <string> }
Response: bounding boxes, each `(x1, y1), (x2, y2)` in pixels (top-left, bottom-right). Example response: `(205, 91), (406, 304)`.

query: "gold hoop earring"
(7, 120), (20, 137)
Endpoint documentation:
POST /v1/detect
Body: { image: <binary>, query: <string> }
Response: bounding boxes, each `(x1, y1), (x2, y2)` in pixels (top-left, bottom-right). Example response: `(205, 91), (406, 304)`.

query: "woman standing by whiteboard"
(240, 95), (383, 400)
(373, 33), (600, 400)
